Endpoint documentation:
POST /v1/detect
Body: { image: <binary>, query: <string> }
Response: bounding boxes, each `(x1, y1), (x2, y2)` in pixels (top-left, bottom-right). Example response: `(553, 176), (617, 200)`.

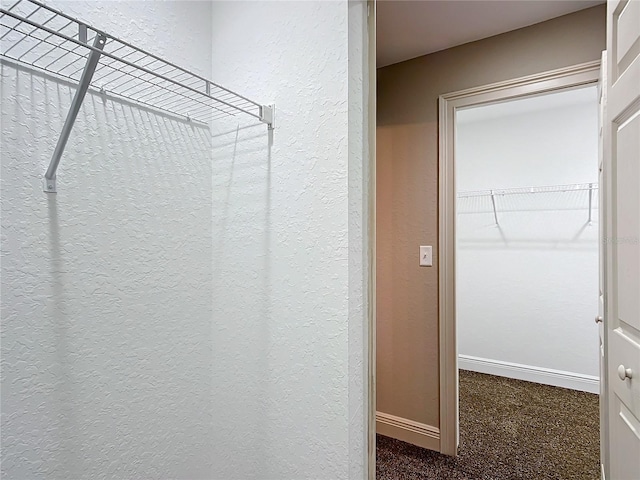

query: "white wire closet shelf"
(0, 0), (275, 193)
(457, 183), (599, 227)
(457, 183), (598, 198)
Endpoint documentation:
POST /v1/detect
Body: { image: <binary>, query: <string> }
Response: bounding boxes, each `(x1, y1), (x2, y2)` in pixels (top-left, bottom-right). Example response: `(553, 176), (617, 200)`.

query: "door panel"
(605, 0), (640, 479)
(615, 0), (640, 66)
(615, 113), (640, 327)
(610, 396), (640, 480)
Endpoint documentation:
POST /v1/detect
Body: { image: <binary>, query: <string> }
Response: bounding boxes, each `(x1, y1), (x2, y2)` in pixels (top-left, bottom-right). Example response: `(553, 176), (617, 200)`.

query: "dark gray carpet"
(377, 370), (600, 479)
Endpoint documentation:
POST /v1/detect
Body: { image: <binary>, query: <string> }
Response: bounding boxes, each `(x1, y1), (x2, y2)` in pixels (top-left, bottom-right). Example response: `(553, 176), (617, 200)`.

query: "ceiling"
(377, 0), (604, 68)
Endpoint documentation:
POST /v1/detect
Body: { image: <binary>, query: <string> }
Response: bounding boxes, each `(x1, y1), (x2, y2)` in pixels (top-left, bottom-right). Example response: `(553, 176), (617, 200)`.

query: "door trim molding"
(437, 60), (601, 456)
(376, 411), (440, 451)
(366, 1), (376, 478)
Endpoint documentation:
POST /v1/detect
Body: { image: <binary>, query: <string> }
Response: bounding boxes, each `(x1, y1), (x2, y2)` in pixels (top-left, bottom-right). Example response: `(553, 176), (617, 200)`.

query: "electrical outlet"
(420, 246), (432, 267)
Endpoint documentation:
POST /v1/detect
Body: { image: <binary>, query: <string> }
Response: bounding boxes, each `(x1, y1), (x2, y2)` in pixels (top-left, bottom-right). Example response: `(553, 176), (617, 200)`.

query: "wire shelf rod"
(458, 183), (598, 225)
(55, 51), (92, 74)
(13, 16), (70, 59)
(83, 55), (249, 113)
(458, 183), (599, 199)
(1, 29), (220, 123)
(2, 0), (22, 14)
(0, 2), (39, 40)
(2, 22), (84, 70)
(5, 17), (73, 58)
(28, 20), (76, 62)
(108, 90), (215, 125)
(29, 2), (240, 97)
(26, 0), (264, 110)
(91, 57), (236, 118)
(114, 65), (199, 97)
(3, 32), (230, 125)
(2, 50), (212, 126)
(79, 47), (142, 76)
(91, 50), (175, 80)
(44, 40), (85, 69)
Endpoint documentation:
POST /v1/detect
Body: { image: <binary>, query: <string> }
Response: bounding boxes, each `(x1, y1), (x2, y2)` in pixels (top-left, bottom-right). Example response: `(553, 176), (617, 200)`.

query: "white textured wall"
(1, 2), (214, 479)
(209, 1), (368, 479)
(2, 2), (369, 478)
(456, 86), (600, 379)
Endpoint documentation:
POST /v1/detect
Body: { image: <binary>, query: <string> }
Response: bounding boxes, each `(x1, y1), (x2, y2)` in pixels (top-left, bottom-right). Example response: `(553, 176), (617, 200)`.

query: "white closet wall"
(1, 2), (215, 479)
(209, 2), (368, 478)
(1, 2), (368, 478)
(456, 86), (600, 392)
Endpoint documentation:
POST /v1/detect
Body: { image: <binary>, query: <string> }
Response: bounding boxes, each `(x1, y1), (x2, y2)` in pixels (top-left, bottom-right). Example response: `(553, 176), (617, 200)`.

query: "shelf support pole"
(490, 189), (499, 226)
(43, 33), (107, 193)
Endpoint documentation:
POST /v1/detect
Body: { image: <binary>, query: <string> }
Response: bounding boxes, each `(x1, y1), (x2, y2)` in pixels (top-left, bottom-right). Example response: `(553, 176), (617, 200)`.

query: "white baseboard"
(376, 411), (440, 451)
(458, 354), (600, 394)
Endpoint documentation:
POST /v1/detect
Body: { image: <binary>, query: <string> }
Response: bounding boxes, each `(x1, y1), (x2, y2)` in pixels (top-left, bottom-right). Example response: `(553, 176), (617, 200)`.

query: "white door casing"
(438, 61), (600, 456)
(605, 1), (640, 479)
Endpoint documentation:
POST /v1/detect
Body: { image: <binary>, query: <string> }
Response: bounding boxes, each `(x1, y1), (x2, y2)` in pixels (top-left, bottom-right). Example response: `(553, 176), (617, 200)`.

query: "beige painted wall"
(376, 4), (606, 430)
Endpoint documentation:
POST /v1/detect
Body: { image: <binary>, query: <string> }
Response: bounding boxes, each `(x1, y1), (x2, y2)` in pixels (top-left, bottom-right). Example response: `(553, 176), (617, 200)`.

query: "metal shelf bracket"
(260, 104), (275, 130)
(43, 32), (107, 193)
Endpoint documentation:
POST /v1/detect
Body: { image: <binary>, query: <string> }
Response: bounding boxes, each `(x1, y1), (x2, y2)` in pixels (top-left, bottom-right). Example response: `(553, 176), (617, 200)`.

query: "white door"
(604, 1), (640, 479)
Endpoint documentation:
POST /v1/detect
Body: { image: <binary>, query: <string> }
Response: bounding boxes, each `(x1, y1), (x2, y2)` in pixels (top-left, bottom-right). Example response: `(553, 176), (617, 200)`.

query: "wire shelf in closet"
(0, 0), (275, 192)
(457, 183), (599, 226)
(457, 183), (598, 199)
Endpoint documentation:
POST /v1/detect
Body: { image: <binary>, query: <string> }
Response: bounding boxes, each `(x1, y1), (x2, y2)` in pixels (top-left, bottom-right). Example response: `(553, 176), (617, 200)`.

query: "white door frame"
(437, 60), (601, 456)
(366, 0), (376, 478)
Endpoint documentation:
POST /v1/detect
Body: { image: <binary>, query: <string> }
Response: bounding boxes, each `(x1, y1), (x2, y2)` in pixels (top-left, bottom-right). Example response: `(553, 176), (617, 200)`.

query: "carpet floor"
(377, 370), (600, 480)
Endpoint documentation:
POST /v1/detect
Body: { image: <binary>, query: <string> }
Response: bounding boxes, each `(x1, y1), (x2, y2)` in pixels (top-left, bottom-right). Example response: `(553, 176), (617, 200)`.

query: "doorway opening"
(434, 61), (603, 478)
(452, 84), (601, 478)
